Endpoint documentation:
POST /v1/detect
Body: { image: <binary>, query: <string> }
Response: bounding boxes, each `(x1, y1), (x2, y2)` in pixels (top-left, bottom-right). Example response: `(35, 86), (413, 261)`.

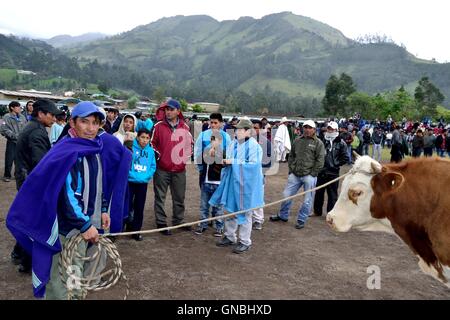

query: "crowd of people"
(1, 98), (449, 299)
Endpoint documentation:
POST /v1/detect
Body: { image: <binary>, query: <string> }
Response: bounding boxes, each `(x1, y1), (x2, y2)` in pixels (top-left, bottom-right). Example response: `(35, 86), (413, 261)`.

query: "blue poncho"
(6, 132), (131, 298)
(209, 137), (264, 224)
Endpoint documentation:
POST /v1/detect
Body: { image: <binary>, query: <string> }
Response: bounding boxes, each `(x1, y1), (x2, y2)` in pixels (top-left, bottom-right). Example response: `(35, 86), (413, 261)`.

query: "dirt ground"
(0, 137), (448, 300)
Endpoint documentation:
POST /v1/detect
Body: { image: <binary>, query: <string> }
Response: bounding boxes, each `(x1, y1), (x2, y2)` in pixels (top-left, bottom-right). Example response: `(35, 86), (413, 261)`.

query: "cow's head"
(326, 156), (404, 233)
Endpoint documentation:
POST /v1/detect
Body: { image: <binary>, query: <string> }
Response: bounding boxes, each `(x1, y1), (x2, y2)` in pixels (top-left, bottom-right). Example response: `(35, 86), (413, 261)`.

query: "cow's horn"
(371, 161), (382, 174)
(352, 151), (361, 160)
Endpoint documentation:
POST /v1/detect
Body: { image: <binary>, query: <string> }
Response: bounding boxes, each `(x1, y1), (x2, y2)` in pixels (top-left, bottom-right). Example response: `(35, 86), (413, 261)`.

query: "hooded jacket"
(150, 103), (193, 172)
(129, 138), (157, 183)
(114, 114), (137, 149)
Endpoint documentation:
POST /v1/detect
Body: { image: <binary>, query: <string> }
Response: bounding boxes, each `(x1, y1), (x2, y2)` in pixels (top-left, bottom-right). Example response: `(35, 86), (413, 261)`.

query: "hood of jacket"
(155, 101), (185, 122)
(117, 113), (138, 136)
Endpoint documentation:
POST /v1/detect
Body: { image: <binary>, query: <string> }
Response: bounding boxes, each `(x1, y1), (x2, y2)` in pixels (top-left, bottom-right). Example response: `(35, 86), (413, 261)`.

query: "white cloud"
(1, 0), (449, 62)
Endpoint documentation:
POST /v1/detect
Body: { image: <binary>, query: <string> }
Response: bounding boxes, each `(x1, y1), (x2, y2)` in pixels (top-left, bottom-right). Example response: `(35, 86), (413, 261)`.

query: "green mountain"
(63, 12), (450, 106)
(44, 33), (108, 48)
(0, 34), (153, 97)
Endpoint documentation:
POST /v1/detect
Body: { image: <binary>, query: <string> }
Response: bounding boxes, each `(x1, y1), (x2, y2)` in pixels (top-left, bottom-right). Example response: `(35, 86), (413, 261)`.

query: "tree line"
(322, 73), (446, 121)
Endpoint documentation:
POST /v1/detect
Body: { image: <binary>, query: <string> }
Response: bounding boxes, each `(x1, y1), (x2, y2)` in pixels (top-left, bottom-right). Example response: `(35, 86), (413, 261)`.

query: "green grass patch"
(0, 68), (18, 82)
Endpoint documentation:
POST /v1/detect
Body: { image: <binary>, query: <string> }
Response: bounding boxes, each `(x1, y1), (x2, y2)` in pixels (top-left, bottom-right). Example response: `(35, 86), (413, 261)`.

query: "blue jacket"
(209, 138), (264, 224)
(57, 152), (109, 236)
(194, 129), (232, 165)
(128, 139), (156, 183)
(6, 133), (131, 297)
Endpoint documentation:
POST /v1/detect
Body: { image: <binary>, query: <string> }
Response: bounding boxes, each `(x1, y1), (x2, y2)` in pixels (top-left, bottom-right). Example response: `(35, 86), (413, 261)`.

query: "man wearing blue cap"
(151, 99), (194, 234)
(6, 101), (131, 299)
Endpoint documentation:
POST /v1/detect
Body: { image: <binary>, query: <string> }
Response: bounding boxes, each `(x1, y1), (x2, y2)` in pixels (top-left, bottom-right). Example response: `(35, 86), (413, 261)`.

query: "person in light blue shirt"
(49, 112), (66, 146)
(210, 117), (264, 254)
(193, 113), (231, 237)
(126, 128), (157, 240)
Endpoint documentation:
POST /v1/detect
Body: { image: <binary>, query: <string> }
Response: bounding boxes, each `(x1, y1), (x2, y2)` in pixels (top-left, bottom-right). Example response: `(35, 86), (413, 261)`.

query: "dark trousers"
(390, 144), (403, 163)
(4, 140), (16, 178)
(11, 170), (31, 269)
(127, 182), (148, 232)
(153, 169), (186, 226)
(423, 147), (433, 157)
(313, 172), (339, 216)
(412, 148), (423, 158)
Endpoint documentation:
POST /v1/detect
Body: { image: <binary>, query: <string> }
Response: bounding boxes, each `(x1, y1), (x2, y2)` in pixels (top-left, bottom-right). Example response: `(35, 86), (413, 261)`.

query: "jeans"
(437, 149), (447, 158)
(347, 145), (352, 164)
(372, 144), (382, 162)
(362, 143), (369, 156)
(278, 174), (317, 224)
(199, 183), (223, 230)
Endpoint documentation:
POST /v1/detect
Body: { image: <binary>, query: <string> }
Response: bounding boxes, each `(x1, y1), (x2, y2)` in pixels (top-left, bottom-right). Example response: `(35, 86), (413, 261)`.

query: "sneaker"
(3, 177), (10, 182)
(252, 222), (263, 230)
(295, 222), (305, 229)
(216, 237), (235, 247)
(213, 229), (223, 237)
(132, 234), (143, 241)
(233, 243), (251, 254)
(269, 215), (288, 222)
(157, 224), (172, 236)
(194, 226), (207, 235)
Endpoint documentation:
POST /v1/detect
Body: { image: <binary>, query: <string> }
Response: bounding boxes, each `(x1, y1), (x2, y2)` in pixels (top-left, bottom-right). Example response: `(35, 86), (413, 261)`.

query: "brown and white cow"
(326, 155), (450, 287)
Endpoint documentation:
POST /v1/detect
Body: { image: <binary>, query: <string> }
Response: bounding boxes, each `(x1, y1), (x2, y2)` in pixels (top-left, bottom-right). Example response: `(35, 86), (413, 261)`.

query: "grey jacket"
(288, 135), (325, 177)
(0, 113), (27, 142)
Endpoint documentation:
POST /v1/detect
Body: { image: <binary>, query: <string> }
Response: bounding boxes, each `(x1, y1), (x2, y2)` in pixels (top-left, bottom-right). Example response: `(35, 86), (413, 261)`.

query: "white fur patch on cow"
(417, 256), (450, 288)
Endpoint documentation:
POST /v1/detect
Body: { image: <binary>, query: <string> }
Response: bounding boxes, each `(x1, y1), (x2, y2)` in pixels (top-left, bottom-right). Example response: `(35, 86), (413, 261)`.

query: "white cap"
(303, 120), (316, 128)
(280, 116), (289, 123)
(327, 121), (338, 130)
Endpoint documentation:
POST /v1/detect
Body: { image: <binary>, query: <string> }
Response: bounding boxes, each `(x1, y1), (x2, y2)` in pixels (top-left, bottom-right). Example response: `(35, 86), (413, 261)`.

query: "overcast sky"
(1, 0), (449, 62)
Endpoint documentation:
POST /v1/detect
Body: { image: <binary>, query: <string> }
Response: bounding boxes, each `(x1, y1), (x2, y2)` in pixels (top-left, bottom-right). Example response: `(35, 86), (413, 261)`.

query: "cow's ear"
(381, 172), (405, 194)
(371, 171), (404, 195)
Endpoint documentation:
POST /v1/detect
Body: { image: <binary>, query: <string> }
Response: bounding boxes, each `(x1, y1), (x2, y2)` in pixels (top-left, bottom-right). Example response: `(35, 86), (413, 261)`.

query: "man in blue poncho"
(210, 117), (264, 254)
(6, 101), (131, 299)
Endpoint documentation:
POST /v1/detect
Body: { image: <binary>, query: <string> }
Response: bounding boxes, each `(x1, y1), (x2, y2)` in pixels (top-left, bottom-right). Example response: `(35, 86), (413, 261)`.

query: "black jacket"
(435, 134), (450, 151)
(15, 119), (51, 176)
(320, 136), (349, 176)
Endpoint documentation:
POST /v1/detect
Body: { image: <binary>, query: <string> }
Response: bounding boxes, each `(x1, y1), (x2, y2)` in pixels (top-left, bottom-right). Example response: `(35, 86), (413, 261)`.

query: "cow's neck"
(355, 218), (395, 234)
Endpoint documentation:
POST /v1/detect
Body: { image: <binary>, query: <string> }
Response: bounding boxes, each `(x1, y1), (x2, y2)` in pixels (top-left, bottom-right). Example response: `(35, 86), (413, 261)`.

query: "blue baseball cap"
(165, 99), (181, 110)
(71, 101), (106, 121)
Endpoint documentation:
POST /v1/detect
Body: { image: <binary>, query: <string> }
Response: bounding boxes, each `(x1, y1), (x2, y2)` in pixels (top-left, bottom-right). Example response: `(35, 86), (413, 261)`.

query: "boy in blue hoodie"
(127, 129), (156, 240)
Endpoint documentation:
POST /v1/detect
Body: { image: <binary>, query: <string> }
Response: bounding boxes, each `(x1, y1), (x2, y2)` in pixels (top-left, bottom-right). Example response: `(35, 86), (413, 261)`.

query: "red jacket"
(151, 105), (193, 172)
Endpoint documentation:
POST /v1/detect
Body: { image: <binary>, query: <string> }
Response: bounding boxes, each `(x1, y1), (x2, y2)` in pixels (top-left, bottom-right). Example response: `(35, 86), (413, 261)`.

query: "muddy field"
(0, 137), (448, 300)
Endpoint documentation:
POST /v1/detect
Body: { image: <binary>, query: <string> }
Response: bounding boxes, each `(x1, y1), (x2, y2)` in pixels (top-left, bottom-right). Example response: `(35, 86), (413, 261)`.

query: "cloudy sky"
(1, 0), (449, 62)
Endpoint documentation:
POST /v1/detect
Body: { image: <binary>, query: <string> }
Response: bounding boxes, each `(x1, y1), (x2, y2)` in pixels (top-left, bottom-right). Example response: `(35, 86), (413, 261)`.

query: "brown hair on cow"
(369, 157), (450, 282)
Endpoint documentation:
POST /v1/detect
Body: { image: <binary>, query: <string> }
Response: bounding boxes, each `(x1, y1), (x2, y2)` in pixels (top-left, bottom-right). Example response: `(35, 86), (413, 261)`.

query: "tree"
(179, 99), (189, 112)
(414, 77), (445, 118)
(322, 73), (356, 117)
(153, 86), (166, 103)
(98, 81), (110, 94)
(347, 92), (374, 119)
(192, 104), (204, 112)
(127, 96), (139, 109)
